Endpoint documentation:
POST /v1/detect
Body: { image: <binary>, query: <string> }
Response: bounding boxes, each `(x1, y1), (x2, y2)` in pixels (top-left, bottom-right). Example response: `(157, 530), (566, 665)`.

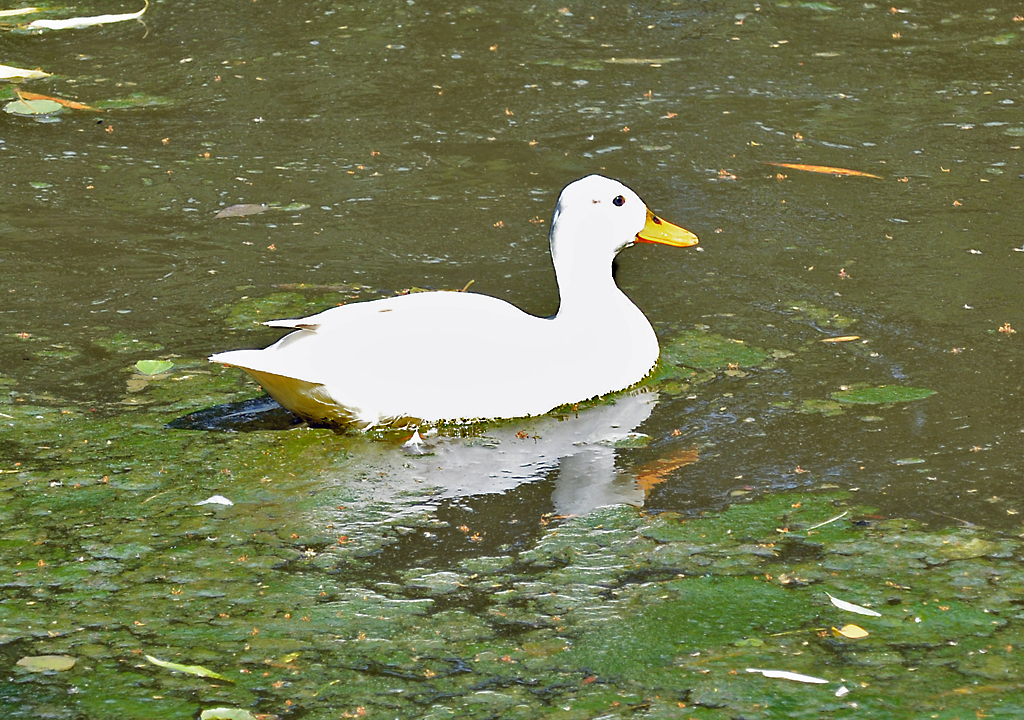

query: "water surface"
(2, 0), (1023, 716)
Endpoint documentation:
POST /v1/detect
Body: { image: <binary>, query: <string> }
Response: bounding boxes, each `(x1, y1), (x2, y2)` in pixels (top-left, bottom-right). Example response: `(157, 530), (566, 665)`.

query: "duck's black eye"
(612, 195), (625, 207)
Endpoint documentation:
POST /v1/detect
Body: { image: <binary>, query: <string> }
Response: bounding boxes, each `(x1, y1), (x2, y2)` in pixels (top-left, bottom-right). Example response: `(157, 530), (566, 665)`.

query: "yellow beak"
(635, 209), (699, 247)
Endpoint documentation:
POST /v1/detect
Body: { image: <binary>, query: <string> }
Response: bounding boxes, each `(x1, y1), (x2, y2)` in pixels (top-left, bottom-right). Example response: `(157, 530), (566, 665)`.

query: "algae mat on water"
(3, 426), (1024, 720)
(0, 323), (1006, 719)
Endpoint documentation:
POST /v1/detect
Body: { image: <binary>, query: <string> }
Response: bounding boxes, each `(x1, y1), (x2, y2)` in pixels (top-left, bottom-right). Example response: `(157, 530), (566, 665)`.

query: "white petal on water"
(26, 0), (148, 30)
(746, 668), (828, 684)
(196, 495), (234, 506)
(826, 592), (882, 617)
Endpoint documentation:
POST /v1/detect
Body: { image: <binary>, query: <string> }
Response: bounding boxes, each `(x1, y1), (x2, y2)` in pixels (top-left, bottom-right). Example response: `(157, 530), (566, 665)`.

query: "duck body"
(210, 175), (698, 428)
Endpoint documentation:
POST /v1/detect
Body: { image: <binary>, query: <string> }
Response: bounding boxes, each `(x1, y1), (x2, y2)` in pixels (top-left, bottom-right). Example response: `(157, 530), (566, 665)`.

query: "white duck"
(210, 175), (698, 428)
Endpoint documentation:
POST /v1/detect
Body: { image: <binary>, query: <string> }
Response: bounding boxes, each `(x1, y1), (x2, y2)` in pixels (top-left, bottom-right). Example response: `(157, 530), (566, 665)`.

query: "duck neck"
(551, 228), (630, 321)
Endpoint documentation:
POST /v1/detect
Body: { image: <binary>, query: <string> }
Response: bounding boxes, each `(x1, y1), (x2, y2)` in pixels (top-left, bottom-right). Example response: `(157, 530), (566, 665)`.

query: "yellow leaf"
(833, 624), (869, 639)
(0, 7), (40, 17)
(145, 654), (234, 682)
(764, 162), (882, 179)
(17, 91), (101, 112)
(820, 336), (860, 343)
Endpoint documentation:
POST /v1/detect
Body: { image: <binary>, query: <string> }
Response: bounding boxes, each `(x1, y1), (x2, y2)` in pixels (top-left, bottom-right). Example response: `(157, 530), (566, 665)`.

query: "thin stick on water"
(806, 511), (848, 531)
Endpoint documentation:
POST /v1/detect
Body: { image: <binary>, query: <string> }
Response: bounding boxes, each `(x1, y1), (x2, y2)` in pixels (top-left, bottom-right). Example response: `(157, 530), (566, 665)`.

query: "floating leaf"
(145, 654), (234, 682)
(200, 709), (259, 720)
(215, 204), (268, 219)
(4, 98), (61, 116)
(0, 7), (40, 18)
(0, 64), (51, 82)
(17, 655), (76, 672)
(17, 91), (100, 112)
(25, 0), (148, 29)
(214, 202), (309, 218)
(833, 624), (869, 639)
(831, 385), (936, 405)
(826, 592), (882, 617)
(820, 335), (860, 343)
(746, 668), (828, 684)
(765, 162), (882, 179)
(135, 360), (174, 375)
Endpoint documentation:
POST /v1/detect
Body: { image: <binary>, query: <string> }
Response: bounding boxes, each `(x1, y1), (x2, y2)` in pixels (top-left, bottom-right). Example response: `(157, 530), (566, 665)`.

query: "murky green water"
(2, 0), (1024, 717)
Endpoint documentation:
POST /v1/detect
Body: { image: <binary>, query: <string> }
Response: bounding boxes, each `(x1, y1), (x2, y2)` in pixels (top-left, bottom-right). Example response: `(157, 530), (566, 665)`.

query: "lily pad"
(831, 385), (936, 404)
(5, 98), (62, 116)
(134, 360), (174, 375)
(200, 710), (259, 720)
(17, 655), (76, 672)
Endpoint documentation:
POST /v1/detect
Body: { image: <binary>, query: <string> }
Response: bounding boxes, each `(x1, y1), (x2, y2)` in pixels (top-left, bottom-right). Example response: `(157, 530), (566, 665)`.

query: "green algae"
(832, 385), (937, 405)
(798, 398), (845, 416)
(648, 328), (774, 395)
(2, 430), (1023, 720)
(93, 331), (165, 354)
(217, 291), (339, 331)
(661, 329), (772, 371)
(92, 93), (174, 110)
(0, 320), (1019, 719)
(786, 302), (857, 330)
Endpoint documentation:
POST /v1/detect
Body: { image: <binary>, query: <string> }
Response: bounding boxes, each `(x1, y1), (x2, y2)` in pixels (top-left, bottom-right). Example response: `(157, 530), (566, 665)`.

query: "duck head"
(549, 175), (698, 268)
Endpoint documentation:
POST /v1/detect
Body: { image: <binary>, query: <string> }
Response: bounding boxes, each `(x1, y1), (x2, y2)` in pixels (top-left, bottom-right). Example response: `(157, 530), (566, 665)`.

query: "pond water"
(2, 0), (1024, 718)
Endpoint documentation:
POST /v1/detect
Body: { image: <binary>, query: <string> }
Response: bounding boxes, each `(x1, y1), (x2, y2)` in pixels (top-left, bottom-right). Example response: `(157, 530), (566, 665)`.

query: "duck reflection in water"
(362, 388), (659, 517)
